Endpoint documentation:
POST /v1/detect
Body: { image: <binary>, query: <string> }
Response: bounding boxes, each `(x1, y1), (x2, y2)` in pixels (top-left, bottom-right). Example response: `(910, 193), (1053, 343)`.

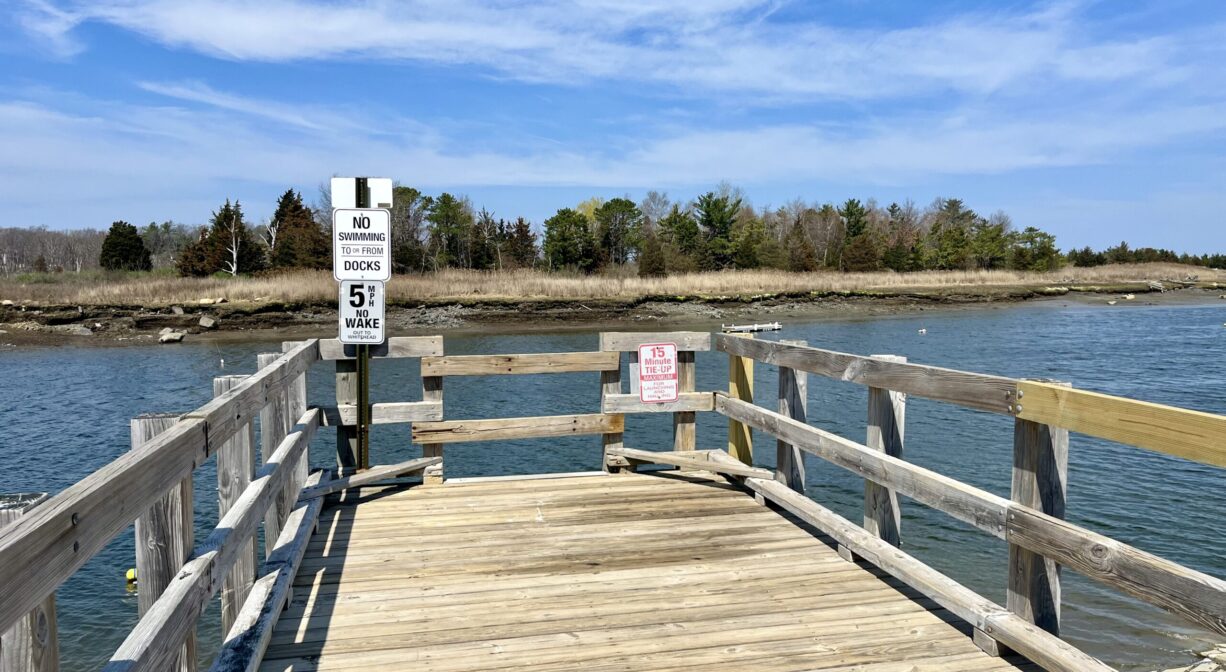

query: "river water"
(1, 300), (1223, 670)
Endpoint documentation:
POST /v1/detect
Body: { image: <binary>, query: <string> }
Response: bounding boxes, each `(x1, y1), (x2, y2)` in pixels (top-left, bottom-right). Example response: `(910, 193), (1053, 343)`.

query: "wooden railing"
(709, 333), (1226, 672)
(1, 330), (1221, 672)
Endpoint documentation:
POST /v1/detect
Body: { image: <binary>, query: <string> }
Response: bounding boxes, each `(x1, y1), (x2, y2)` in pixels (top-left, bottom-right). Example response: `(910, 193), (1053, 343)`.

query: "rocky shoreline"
(1, 283), (1223, 348)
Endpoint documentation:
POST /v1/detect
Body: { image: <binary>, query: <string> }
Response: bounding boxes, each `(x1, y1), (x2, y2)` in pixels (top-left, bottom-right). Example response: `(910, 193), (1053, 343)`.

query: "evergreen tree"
(1009, 227), (1062, 271)
(100, 220), (153, 271)
(842, 234), (881, 272)
(33, 255), (48, 273)
(426, 193), (474, 268)
(694, 191), (741, 270)
(839, 199), (869, 238)
(658, 205), (701, 259)
(594, 197), (643, 266)
(176, 200), (264, 276)
(786, 220), (819, 272)
(506, 217), (538, 268)
(270, 189), (329, 269)
(176, 228), (213, 277)
(543, 208), (597, 272)
(638, 229), (667, 277)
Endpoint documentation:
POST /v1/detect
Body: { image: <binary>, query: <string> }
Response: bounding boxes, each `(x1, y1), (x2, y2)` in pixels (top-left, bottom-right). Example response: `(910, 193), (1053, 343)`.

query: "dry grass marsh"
(1, 264), (1220, 307)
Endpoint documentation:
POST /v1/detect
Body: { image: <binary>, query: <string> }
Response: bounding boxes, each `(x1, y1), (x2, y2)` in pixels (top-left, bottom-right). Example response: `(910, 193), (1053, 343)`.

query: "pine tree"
(543, 208), (597, 272)
(638, 230), (667, 277)
(785, 220), (818, 272)
(694, 192), (741, 270)
(176, 200), (265, 276)
(270, 189), (329, 269)
(100, 221), (153, 271)
(506, 217), (538, 268)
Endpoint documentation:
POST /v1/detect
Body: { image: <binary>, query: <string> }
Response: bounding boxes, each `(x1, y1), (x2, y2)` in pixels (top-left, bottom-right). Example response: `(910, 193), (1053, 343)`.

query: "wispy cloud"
(16, 0), (1214, 99)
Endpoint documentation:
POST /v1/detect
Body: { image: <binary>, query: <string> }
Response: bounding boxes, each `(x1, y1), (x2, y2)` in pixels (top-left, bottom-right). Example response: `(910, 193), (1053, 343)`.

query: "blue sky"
(2, 0), (1224, 252)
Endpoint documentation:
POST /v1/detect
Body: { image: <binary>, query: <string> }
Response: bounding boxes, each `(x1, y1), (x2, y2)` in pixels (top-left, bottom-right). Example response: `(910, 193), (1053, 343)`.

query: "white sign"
(637, 342), (679, 403)
(330, 177), (394, 209)
(333, 208), (391, 282)
(339, 280), (385, 344)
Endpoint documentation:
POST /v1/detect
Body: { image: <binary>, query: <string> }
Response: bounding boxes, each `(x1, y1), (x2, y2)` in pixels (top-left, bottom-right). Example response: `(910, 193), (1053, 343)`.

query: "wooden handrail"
(0, 339), (320, 636)
(311, 336), (443, 360)
(714, 393), (1226, 637)
(714, 334), (1018, 414)
(420, 351), (620, 376)
(105, 409), (321, 672)
(599, 331), (712, 352)
(412, 413), (624, 445)
(1017, 381), (1226, 468)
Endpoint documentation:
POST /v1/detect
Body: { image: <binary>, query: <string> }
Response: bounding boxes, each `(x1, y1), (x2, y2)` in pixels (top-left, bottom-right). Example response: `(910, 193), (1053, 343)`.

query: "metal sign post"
(331, 176), (392, 470)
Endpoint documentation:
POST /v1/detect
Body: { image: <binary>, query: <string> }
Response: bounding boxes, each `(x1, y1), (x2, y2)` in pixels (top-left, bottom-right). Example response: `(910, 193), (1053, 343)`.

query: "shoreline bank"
(2, 281), (1223, 349)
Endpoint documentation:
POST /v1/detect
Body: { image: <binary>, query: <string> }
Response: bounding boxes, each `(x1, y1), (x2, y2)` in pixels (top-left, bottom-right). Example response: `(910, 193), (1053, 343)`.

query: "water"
(1, 300), (1223, 670)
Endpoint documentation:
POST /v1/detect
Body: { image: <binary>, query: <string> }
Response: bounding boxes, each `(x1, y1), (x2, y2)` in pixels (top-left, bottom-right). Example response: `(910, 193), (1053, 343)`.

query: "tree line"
(2, 182), (1222, 277)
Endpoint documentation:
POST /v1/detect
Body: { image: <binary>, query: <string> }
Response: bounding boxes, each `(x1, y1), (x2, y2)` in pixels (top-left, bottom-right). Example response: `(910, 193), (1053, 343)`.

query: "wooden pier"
(0, 331), (1223, 672)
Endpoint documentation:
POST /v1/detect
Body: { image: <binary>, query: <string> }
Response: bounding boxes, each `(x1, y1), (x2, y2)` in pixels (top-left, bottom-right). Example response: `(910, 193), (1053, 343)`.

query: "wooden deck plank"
(262, 470), (1037, 672)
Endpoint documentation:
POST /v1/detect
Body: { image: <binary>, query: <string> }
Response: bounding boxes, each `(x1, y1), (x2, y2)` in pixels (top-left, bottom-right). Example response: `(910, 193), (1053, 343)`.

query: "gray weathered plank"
(298, 457), (441, 501)
(421, 376), (444, 485)
(312, 336), (444, 361)
(714, 334), (1017, 415)
(209, 470), (329, 672)
(0, 494), (58, 672)
(130, 414), (195, 672)
(600, 366), (624, 473)
(673, 351), (698, 451)
(420, 352), (620, 377)
(213, 375), (257, 638)
(776, 339), (807, 493)
(104, 409), (320, 672)
(608, 448), (773, 480)
(601, 393), (714, 414)
(599, 332), (712, 352)
(865, 354), (906, 547)
(1009, 399), (1067, 636)
(323, 401), (444, 427)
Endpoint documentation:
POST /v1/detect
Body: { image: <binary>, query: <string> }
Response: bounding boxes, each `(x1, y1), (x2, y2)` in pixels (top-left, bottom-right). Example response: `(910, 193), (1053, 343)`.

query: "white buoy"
(917, 328), (927, 335)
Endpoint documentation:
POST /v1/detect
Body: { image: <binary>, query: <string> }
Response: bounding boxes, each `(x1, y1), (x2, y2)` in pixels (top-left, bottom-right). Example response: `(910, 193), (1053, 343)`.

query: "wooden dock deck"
(261, 470), (1037, 672)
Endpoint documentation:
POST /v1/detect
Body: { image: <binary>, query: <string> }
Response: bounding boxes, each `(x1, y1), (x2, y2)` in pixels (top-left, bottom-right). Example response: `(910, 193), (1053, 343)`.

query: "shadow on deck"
(260, 470), (1040, 672)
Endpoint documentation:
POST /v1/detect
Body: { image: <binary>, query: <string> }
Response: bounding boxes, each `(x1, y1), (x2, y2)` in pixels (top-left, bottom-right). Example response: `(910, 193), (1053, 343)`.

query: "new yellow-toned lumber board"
(1016, 381), (1226, 467)
(599, 331), (712, 352)
(420, 351), (620, 377)
(602, 392), (714, 414)
(313, 336), (444, 360)
(412, 413), (624, 444)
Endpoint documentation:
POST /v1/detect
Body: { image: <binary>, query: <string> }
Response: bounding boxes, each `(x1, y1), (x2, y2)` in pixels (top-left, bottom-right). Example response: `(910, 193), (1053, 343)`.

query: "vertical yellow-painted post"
(1008, 380), (1069, 638)
(212, 374), (256, 637)
(421, 375), (444, 485)
(865, 354), (906, 547)
(672, 351), (697, 451)
(0, 493), (59, 672)
(130, 414), (195, 672)
(727, 333), (754, 465)
(776, 339), (807, 492)
(600, 352), (625, 472)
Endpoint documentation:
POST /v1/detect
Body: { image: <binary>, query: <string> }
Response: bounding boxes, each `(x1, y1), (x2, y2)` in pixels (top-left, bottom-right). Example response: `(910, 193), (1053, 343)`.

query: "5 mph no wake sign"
(339, 280), (385, 345)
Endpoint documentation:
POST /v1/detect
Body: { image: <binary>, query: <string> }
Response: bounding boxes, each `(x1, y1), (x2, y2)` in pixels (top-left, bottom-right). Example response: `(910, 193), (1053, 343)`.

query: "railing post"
(776, 339), (807, 492)
(727, 333), (754, 465)
(213, 374), (256, 636)
(0, 494), (58, 672)
(421, 376), (444, 485)
(600, 351), (625, 472)
(335, 359), (359, 469)
(257, 354), (292, 554)
(130, 414), (195, 672)
(865, 355), (906, 547)
(672, 351), (696, 451)
(1008, 380), (1069, 637)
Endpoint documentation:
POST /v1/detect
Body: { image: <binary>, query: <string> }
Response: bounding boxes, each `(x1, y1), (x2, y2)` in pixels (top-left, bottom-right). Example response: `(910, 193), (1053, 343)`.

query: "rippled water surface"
(1, 300), (1223, 670)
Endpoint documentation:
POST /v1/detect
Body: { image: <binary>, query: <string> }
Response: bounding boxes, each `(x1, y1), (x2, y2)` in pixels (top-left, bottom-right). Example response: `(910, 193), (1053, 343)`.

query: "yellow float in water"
(125, 567), (137, 584)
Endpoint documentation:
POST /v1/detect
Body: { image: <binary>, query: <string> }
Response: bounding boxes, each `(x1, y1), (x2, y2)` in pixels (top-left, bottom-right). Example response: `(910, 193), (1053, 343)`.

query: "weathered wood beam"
(776, 339), (807, 493)
(865, 354), (906, 547)
(305, 336), (444, 361)
(297, 457), (440, 501)
(714, 334), (1017, 415)
(726, 334), (754, 465)
(600, 365), (624, 473)
(104, 409), (320, 672)
(321, 401), (444, 427)
(212, 375), (257, 640)
(1016, 380), (1226, 468)
(601, 392), (714, 414)
(209, 470), (330, 672)
(745, 478), (1115, 672)
(412, 414), (624, 445)
(599, 331), (712, 352)
(0, 494), (58, 672)
(673, 351), (698, 451)
(607, 447), (774, 480)
(420, 351), (620, 377)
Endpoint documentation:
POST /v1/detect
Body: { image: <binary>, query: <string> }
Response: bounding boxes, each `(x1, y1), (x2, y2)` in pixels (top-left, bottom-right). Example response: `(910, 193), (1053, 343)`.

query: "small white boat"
(721, 322), (782, 333)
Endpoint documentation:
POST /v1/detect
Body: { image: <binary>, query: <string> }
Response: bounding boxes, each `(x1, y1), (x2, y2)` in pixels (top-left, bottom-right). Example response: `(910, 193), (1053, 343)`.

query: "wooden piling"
(1008, 381), (1069, 637)
(672, 351), (697, 451)
(257, 354), (291, 555)
(776, 339), (807, 492)
(865, 355), (906, 547)
(334, 359), (359, 469)
(0, 494), (58, 672)
(726, 334), (754, 465)
(129, 414), (195, 672)
(600, 359), (624, 472)
(212, 375), (256, 636)
(421, 376), (444, 485)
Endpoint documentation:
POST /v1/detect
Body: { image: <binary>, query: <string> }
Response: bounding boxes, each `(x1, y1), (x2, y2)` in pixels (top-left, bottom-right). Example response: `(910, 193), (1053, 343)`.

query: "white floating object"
(721, 322), (782, 333)
(1107, 300), (1117, 305)
(917, 328), (927, 335)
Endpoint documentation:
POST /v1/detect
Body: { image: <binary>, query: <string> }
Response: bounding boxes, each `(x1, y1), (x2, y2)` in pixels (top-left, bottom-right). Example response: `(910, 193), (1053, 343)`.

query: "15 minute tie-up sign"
(638, 342), (679, 403)
(333, 208), (391, 282)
